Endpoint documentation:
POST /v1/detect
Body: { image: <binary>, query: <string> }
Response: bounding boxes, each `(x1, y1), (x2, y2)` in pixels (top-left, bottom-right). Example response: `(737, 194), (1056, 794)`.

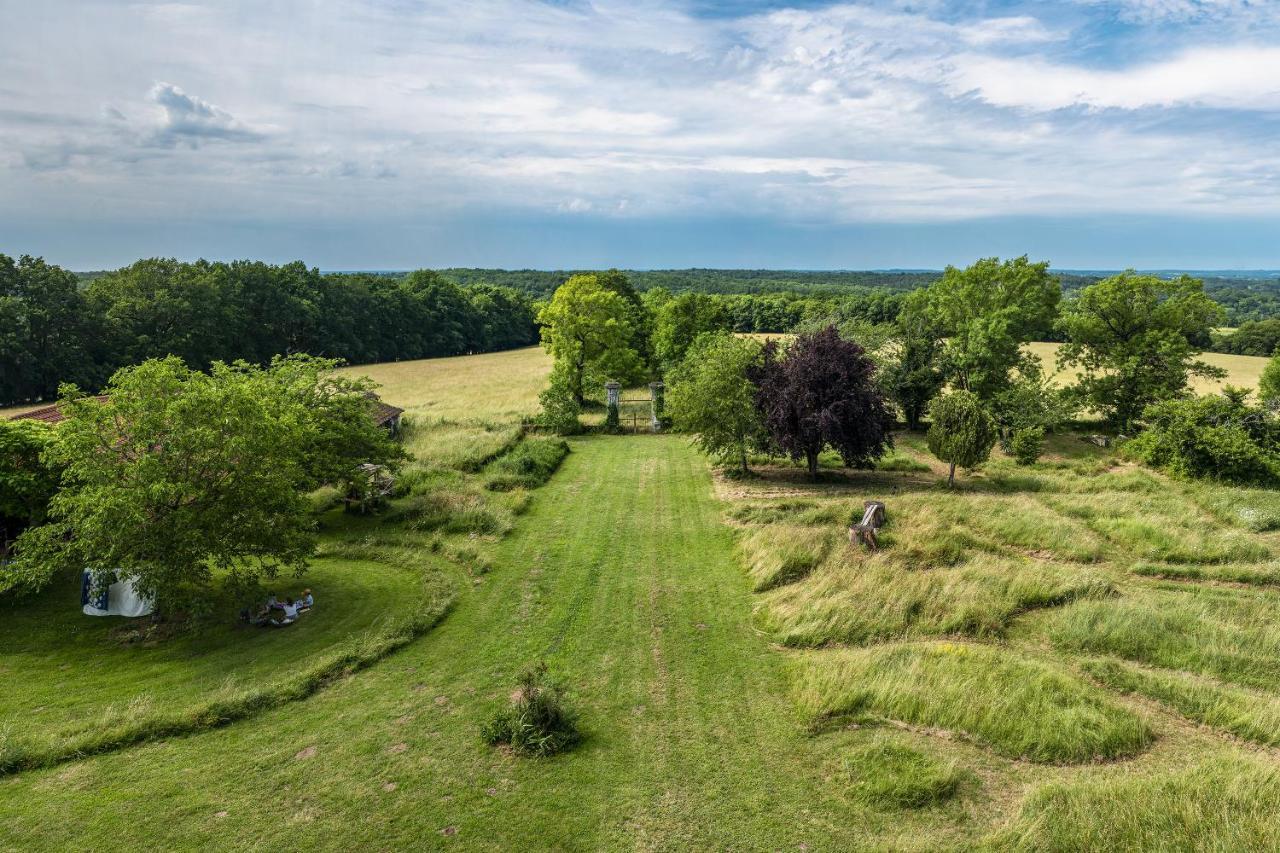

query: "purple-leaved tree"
(752, 325), (893, 480)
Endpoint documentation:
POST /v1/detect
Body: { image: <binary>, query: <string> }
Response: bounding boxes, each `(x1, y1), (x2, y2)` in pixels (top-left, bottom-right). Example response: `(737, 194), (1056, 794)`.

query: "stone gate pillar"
(605, 381), (621, 430)
(649, 382), (664, 432)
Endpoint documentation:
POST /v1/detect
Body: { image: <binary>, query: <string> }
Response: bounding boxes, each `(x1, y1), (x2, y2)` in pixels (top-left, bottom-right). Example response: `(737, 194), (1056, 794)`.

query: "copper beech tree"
(752, 326), (893, 480)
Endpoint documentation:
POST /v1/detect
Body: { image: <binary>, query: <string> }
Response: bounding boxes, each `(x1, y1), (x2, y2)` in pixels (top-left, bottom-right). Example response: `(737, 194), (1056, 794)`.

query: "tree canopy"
(1057, 272), (1225, 429)
(926, 390), (998, 487)
(667, 332), (764, 474)
(537, 274), (644, 405)
(917, 256), (1060, 400)
(753, 326), (892, 479)
(5, 356), (402, 611)
(0, 419), (59, 536)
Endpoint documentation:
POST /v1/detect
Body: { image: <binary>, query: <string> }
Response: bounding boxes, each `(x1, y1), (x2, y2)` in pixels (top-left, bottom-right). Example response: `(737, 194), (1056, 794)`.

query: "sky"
(3, 0), (1280, 270)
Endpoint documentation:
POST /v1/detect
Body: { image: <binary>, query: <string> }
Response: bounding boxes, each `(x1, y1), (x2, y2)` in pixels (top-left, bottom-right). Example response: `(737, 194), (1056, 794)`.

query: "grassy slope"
(1, 436), (1009, 851)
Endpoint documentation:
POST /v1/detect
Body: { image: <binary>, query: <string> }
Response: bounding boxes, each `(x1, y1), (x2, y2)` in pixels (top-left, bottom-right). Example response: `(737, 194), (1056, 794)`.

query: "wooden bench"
(849, 501), (887, 550)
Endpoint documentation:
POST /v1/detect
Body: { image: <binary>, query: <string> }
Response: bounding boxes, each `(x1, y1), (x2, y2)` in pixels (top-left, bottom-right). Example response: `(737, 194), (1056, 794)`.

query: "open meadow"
(8, 345), (1280, 850)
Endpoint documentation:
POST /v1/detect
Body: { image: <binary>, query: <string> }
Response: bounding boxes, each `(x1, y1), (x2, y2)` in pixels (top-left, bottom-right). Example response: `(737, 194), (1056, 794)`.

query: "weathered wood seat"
(849, 500), (887, 550)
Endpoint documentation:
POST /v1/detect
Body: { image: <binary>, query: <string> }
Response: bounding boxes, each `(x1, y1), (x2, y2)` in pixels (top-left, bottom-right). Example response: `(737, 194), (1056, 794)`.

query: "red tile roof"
(10, 395), (404, 427)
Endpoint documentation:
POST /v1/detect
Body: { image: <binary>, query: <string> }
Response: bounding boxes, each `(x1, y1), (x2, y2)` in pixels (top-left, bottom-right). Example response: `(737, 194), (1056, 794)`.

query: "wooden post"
(605, 382), (620, 431)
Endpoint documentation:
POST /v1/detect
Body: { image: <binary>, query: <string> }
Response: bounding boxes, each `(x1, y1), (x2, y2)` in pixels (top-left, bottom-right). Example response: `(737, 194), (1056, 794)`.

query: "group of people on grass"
(242, 589), (314, 627)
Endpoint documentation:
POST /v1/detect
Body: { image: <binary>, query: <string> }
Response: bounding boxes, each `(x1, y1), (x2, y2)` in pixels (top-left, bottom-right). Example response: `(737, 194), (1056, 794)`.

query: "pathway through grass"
(1, 435), (987, 850)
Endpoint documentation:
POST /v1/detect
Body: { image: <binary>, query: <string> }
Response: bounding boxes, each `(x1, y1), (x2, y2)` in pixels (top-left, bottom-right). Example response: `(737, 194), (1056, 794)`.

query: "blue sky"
(3, 0), (1280, 270)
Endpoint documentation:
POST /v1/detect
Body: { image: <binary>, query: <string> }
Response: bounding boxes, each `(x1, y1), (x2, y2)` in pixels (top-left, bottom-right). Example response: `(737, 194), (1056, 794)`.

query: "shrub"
(483, 663), (580, 757)
(1009, 426), (1045, 465)
(536, 368), (583, 436)
(1127, 393), (1280, 485)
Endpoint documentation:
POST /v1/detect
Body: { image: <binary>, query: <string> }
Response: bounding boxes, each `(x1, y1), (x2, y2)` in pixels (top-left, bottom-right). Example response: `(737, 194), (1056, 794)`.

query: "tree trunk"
(740, 446), (749, 475)
(807, 449), (819, 480)
(948, 461), (956, 487)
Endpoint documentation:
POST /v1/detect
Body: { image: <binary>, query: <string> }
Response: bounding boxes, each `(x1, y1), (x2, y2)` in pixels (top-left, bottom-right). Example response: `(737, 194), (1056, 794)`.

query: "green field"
(8, 346), (1280, 849)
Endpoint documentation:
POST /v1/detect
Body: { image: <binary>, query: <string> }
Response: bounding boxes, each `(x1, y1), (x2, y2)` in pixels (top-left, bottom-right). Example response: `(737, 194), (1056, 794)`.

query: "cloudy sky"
(4, 0), (1280, 269)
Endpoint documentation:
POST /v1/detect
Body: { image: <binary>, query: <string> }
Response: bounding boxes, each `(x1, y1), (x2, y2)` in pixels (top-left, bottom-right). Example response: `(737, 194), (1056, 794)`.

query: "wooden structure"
(849, 500), (887, 550)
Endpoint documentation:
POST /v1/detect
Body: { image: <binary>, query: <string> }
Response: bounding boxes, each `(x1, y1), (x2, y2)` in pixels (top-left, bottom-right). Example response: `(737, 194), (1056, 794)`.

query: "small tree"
(10, 356), (401, 614)
(753, 326), (893, 480)
(535, 365), (583, 435)
(536, 275), (643, 405)
(667, 332), (763, 475)
(927, 391), (997, 487)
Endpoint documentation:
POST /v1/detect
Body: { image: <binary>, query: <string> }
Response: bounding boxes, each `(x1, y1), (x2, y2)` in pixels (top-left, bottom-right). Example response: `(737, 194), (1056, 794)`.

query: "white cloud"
(0, 0), (1278, 233)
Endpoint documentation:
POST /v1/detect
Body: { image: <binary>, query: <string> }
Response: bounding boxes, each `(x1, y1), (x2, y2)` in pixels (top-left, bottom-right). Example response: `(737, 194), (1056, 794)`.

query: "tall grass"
(761, 554), (1113, 647)
(795, 641), (1152, 763)
(993, 756), (1280, 851)
(1047, 590), (1280, 689)
(841, 733), (968, 809)
(739, 525), (837, 591)
(1083, 657), (1280, 747)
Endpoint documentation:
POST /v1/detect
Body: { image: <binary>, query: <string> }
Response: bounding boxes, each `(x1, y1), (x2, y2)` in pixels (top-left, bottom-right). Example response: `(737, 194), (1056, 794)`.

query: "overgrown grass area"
(841, 733), (969, 809)
(720, 421), (1280, 846)
(993, 756), (1280, 851)
(795, 641), (1152, 762)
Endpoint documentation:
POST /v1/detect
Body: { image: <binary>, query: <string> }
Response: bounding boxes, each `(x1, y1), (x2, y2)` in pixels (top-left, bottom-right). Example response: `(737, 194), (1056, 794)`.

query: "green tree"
(1057, 272), (1225, 429)
(7, 356), (401, 611)
(918, 256), (1060, 400)
(652, 292), (728, 375)
(536, 364), (584, 436)
(1259, 352), (1280, 406)
(879, 292), (946, 430)
(667, 332), (764, 474)
(0, 419), (59, 533)
(537, 275), (643, 405)
(927, 391), (998, 487)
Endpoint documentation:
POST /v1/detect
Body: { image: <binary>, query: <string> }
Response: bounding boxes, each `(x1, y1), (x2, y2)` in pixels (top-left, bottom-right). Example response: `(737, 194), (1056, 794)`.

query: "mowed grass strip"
(1047, 588), (1280, 689)
(761, 554), (1113, 647)
(991, 756), (1280, 851)
(795, 641), (1152, 763)
(1083, 657), (1280, 748)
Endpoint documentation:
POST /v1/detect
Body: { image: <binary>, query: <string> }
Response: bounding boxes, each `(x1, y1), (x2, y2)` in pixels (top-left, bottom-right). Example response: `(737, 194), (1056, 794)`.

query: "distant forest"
(436, 267), (1280, 325)
(5, 256), (1280, 409)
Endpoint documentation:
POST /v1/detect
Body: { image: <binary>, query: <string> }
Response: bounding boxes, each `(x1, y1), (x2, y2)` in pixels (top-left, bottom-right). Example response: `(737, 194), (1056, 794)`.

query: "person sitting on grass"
(266, 592), (282, 611)
(279, 598), (300, 624)
(299, 589), (314, 611)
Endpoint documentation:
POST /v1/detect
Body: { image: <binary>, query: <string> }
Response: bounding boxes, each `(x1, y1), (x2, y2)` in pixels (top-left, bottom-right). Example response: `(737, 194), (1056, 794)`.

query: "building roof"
(9, 394), (404, 427)
(9, 396), (109, 425)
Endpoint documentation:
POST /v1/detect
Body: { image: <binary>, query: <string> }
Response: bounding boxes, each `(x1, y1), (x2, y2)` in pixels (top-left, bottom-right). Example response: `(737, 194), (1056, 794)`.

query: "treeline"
(0, 256), (537, 408)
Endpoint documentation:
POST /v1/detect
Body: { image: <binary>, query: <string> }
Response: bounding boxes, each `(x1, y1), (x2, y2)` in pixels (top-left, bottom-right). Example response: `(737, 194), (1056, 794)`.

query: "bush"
(1128, 393), (1280, 485)
(484, 438), (570, 491)
(536, 369), (582, 436)
(1009, 426), (1045, 465)
(482, 663), (580, 756)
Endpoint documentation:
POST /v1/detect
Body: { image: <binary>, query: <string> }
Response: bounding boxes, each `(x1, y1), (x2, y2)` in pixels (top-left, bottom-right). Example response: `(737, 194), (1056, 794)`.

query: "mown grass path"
(2, 436), (950, 850)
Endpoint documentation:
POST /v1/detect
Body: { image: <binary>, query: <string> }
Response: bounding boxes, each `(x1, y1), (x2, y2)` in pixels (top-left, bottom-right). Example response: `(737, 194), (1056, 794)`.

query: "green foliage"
(1212, 318), (1280, 356)
(537, 274), (644, 404)
(926, 391), (998, 486)
(990, 359), (1077, 446)
(652, 291), (729, 374)
(1058, 271), (1226, 428)
(1127, 392), (1280, 485)
(484, 438), (570, 492)
(0, 419), (59, 530)
(842, 735), (967, 809)
(7, 356), (400, 609)
(1009, 426), (1045, 465)
(1260, 350), (1280, 404)
(667, 332), (764, 473)
(878, 293), (946, 429)
(535, 365), (583, 435)
(917, 256), (1060, 399)
(482, 663), (580, 757)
